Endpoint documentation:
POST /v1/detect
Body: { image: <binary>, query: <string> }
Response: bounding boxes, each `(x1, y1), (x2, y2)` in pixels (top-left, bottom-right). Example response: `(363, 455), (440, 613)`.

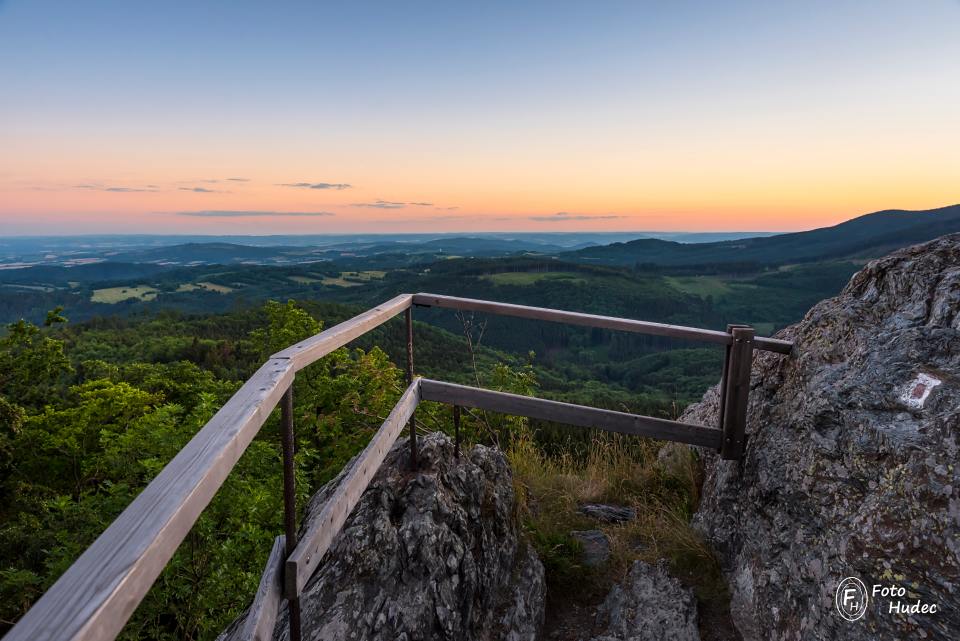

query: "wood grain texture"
(286, 378), (421, 597)
(419, 379), (723, 449)
(4, 359), (295, 641)
(719, 326), (754, 460)
(273, 294), (413, 370)
(412, 293), (792, 354)
(238, 535), (286, 641)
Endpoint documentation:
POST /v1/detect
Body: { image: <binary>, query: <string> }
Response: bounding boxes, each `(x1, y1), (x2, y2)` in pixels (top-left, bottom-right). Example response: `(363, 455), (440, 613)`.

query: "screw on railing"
(280, 384), (302, 641)
(719, 324), (754, 460)
(406, 307), (418, 469)
(453, 405), (461, 458)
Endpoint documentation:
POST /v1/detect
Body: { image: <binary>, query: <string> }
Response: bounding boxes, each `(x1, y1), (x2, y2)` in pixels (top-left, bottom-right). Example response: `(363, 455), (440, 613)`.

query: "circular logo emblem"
(836, 577), (869, 621)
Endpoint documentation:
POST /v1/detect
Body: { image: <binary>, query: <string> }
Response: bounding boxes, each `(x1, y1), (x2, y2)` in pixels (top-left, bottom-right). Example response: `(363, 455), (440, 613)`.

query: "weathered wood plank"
(412, 293), (792, 354)
(419, 379), (723, 449)
(413, 292), (732, 345)
(753, 336), (792, 354)
(273, 294), (413, 370)
(719, 326), (754, 460)
(238, 535), (286, 641)
(4, 358), (295, 641)
(286, 378), (421, 596)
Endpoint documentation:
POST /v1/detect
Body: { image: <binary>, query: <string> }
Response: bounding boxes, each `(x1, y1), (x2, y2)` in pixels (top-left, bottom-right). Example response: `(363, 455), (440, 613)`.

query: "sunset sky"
(1, 0), (957, 235)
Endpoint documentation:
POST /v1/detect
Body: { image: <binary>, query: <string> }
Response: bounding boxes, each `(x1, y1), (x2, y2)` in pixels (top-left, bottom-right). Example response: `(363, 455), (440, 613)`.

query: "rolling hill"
(564, 204), (960, 268)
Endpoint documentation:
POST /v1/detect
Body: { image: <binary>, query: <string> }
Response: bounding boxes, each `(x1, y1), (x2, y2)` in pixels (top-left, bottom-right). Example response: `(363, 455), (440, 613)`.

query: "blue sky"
(1, 1), (958, 234)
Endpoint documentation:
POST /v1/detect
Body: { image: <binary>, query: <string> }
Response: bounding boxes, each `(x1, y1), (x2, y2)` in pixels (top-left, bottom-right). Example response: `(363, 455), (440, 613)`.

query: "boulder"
(225, 432), (545, 641)
(571, 530), (612, 567)
(590, 560), (700, 641)
(685, 235), (960, 641)
(579, 503), (637, 524)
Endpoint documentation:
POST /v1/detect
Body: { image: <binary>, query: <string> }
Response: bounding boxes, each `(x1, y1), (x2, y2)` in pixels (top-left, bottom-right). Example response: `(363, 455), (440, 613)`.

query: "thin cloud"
(75, 184), (159, 193)
(435, 206), (460, 211)
(351, 200), (407, 209)
(178, 210), (336, 217)
(351, 200), (438, 209)
(280, 182), (352, 190)
(529, 212), (623, 222)
(179, 186), (225, 193)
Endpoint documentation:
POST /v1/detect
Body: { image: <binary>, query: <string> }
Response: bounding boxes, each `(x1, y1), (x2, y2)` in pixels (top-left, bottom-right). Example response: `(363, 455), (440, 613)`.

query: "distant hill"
(564, 204), (960, 268)
(107, 242), (313, 264)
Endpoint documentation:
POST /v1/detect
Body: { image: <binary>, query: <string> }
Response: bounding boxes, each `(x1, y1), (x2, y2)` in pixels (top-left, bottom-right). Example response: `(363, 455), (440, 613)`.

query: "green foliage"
(0, 303), (408, 639)
(249, 299), (322, 358)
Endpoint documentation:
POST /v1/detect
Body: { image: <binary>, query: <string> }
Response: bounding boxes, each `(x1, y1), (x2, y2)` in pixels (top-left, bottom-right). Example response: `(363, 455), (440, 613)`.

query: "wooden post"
(405, 308), (418, 468)
(280, 385), (302, 641)
(719, 325), (754, 460)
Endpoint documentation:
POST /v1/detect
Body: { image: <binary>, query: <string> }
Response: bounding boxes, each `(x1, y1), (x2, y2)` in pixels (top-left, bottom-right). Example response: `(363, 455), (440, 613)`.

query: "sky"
(1, 0), (958, 235)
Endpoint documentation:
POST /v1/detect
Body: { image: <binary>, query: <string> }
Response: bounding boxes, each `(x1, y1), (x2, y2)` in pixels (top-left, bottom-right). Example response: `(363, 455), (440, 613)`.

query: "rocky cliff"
(684, 234), (960, 640)
(225, 432), (545, 641)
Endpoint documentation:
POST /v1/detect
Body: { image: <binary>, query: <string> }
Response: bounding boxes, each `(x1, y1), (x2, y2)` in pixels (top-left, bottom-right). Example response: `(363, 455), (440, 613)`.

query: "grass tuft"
(508, 428), (730, 632)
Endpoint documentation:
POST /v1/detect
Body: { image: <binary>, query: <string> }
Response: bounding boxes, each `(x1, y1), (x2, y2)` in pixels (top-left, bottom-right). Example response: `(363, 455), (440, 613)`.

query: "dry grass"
(508, 429), (730, 634)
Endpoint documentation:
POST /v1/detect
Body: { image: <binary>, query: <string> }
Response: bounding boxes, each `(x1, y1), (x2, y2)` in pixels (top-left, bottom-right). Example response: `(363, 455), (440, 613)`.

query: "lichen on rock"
(685, 234), (960, 641)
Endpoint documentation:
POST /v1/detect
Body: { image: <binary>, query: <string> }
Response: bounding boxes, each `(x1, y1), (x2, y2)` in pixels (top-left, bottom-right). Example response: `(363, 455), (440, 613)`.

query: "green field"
(196, 281), (234, 293)
(176, 282), (234, 294)
(482, 271), (588, 286)
(341, 270), (386, 280)
(91, 285), (158, 303)
(289, 275), (323, 285)
(320, 277), (363, 287)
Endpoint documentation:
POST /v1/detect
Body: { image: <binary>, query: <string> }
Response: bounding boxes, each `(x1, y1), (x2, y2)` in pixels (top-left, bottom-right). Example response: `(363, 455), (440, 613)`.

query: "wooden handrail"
(419, 379), (723, 448)
(6, 293), (793, 641)
(412, 292), (793, 354)
(273, 294), (414, 369)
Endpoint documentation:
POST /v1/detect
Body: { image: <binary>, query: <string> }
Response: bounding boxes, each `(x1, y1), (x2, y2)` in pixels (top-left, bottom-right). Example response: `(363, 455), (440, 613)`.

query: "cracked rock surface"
(684, 234), (960, 641)
(224, 432), (544, 641)
(589, 560), (700, 641)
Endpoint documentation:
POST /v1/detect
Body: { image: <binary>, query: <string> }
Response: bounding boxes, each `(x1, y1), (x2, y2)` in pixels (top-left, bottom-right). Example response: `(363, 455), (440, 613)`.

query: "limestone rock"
(224, 432), (545, 641)
(571, 530), (611, 567)
(686, 234), (960, 641)
(590, 560), (700, 641)
(579, 503), (637, 524)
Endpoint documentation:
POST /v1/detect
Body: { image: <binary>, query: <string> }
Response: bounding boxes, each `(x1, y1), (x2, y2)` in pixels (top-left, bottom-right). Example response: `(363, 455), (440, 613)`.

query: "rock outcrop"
(590, 560), (701, 641)
(226, 432), (545, 641)
(685, 235), (960, 641)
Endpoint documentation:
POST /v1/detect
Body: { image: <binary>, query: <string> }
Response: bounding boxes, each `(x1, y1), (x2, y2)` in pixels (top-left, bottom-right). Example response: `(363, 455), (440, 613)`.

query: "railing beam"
(419, 379), (723, 449)
(273, 294), (413, 370)
(237, 535), (286, 641)
(413, 292), (792, 354)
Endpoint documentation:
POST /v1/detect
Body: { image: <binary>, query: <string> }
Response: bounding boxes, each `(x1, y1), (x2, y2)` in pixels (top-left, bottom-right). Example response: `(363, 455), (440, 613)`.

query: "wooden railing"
(5, 293), (792, 641)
